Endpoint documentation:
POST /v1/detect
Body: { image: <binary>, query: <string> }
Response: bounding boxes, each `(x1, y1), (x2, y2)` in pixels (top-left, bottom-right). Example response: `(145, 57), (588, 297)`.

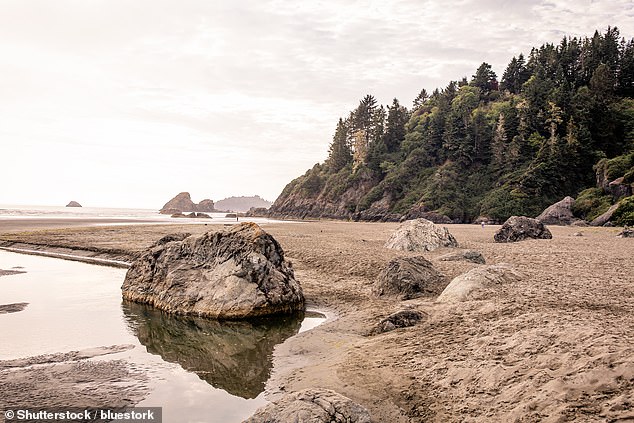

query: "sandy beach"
(1, 218), (633, 422)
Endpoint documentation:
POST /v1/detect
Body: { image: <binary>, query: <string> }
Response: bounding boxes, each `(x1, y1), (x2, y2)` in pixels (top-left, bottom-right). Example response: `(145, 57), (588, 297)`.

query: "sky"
(1, 0), (634, 209)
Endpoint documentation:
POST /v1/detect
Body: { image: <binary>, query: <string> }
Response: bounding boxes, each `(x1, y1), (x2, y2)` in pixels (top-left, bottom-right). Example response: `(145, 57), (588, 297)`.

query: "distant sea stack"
(66, 201), (82, 207)
(160, 192), (215, 214)
(214, 195), (272, 213)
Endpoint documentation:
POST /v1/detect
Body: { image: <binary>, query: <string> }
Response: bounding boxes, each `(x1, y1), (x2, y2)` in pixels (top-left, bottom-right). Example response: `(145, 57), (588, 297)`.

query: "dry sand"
(0, 219), (633, 422)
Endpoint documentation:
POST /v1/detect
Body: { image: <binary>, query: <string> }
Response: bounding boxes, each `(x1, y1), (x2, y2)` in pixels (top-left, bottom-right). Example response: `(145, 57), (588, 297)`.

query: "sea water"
(0, 204), (283, 226)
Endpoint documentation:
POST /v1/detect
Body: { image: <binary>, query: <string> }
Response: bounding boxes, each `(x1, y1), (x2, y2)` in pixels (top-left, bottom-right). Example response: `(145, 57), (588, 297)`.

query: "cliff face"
(269, 166), (453, 223)
(269, 166), (377, 220)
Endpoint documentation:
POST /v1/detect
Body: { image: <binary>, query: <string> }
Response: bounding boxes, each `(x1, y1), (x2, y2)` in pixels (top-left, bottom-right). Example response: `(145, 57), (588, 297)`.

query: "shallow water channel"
(0, 250), (325, 422)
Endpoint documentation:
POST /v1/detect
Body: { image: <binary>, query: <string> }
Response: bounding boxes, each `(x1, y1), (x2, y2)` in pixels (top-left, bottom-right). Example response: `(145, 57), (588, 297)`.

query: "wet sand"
(1, 219), (633, 422)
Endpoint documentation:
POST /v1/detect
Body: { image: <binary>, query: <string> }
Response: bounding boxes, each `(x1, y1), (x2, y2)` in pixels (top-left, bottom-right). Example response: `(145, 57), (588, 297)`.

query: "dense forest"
(270, 28), (634, 225)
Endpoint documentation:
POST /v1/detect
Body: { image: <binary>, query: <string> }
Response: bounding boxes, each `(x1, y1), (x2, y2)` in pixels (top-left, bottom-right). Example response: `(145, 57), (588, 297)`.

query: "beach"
(1, 218), (633, 422)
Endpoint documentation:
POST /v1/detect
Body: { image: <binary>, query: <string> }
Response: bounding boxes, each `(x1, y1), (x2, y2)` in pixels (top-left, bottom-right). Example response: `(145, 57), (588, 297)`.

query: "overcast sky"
(1, 0), (633, 208)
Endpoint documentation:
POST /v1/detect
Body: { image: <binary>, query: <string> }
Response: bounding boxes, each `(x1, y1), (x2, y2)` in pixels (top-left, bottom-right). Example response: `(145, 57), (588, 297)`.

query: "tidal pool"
(0, 250), (325, 422)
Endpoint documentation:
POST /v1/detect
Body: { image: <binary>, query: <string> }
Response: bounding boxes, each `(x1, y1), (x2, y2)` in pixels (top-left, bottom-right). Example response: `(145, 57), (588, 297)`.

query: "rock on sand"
(243, 388), (371, 423)
(121, 223), (304, 319)
(373, 256), (446, 299)
(437, 264), (523, 302)
(385, 218), (458, 252)
(372, 309), (427, 334)
(494, 216), (552, 242)
(536, 196), (577, 225)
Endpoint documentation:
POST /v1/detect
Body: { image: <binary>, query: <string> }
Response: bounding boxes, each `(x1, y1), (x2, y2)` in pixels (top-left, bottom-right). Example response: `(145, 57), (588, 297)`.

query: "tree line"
(275, 27), (634, 224)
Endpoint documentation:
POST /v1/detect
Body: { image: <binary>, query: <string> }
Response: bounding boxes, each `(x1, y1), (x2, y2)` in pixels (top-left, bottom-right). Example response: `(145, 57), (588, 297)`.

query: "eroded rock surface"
(374, 256), (445, 299)
(385, 218), (458, 252)
(122, 223), (304, 319)
(243, 388), (371, 423)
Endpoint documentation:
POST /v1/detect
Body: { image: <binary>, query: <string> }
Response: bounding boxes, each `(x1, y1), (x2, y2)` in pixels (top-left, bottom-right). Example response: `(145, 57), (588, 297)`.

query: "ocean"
(0, 204), (280, 225)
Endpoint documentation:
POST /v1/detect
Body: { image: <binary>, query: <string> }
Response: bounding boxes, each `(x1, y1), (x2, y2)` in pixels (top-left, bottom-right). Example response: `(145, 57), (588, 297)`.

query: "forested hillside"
(270, 28), (634, 225)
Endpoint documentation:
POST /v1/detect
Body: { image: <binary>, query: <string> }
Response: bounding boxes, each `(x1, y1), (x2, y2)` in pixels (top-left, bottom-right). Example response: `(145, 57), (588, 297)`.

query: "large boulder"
(243, 388), (371, 423)
(373, 256), (446, 299)
(437, 264), (523, 303)
(385, 218), (458, 252)
(536, 196), (577, 225)
(121, 223), (304, 319)
(494, 216), (552, 242)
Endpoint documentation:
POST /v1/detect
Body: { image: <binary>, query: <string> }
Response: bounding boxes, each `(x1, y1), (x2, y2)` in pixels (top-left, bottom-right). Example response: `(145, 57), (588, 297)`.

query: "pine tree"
(412, 89), (429, 110)
(471, 63), (498, 95)
(327, 118), (352, 172)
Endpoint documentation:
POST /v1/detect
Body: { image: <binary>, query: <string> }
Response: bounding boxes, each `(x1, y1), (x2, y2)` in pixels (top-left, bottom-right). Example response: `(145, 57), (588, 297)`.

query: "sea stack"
(159, 192), (216, 214)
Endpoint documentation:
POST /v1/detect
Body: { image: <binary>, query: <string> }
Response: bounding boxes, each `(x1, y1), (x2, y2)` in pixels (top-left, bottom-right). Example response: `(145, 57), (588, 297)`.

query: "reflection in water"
(122, 302), (304, 399)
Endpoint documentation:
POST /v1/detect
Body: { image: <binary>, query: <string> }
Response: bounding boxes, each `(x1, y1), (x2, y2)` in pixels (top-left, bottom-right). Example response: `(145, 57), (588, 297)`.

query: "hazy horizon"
(2, 1), (633, 209)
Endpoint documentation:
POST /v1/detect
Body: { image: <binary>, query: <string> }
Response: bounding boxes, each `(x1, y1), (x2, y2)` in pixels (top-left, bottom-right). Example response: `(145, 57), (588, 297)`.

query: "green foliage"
(595, 152), (634, 182)
(274, 27), (634, 223)
(479, 187), (530, 221)
(612, 196), (634, 225)
(327, 118), (352, 172)
(299, 172), (323, 196)
(572, 188), (613, 220)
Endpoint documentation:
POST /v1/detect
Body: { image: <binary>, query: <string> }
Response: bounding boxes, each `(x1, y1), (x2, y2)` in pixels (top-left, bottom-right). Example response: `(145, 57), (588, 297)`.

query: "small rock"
(372, 310), (427, 334)
(374, 256), (446, 300)
(617, 226), (633, 238)
(243, 388), (371, 423)
(385, 218), (458, 252)
(66, 201), (82, 207)
(437, 250), (485, 264)
(494, 216), (552, 243)
(572, 232), (584, 237)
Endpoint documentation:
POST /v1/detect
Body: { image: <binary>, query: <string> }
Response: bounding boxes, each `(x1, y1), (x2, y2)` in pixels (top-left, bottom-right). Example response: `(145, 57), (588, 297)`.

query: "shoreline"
(0, 219), (633, 421)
